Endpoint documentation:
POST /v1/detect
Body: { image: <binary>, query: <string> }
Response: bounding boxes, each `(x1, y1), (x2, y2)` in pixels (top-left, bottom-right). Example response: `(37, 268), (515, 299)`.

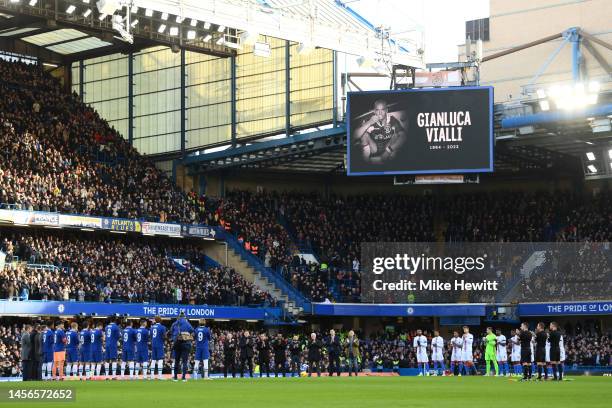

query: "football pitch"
(1, 377), (610, 408)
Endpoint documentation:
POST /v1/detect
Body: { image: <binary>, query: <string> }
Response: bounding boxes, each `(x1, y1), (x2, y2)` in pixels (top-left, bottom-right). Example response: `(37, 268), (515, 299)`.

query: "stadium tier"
(0, 228), (272, 306)
(0, 60), (210, 224)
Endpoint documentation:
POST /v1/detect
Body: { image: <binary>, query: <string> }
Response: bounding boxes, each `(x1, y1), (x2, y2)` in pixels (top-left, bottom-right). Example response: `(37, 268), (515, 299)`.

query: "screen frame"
(346, 86), (494, 176)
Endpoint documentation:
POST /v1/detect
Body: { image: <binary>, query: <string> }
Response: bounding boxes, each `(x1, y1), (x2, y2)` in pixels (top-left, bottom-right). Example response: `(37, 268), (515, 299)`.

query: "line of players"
(40, 317), (211, 381)
(414, 323), (565, 380)
(39, 317), (566, 381)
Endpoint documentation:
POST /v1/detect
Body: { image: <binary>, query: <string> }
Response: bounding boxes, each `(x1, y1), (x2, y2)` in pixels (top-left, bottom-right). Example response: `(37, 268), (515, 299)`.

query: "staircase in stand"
(206, 230), (311, 317)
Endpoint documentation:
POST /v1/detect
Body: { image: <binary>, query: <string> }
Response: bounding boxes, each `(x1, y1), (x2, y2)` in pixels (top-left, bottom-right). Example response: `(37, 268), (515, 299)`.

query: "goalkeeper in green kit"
(484, 327), (499, 376)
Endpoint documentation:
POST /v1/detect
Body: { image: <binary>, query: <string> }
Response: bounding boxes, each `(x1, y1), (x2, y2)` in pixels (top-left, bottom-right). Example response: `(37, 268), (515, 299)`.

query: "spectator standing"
(346, 330), (360, 376)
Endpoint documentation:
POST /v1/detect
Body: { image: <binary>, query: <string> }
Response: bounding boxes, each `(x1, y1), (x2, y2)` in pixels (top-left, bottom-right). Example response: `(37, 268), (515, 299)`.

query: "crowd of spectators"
(219, 189), (610, 302)
(518, 242), (611, 302)
(216, 190), (293, 270)
(0, 228), (273, 306)
(281, 193), (436, 268)
(0, 59), (210, 224)
(219, 191), (435, 301)
(443, 191), (611, 242)
(0, 324), (21, 377)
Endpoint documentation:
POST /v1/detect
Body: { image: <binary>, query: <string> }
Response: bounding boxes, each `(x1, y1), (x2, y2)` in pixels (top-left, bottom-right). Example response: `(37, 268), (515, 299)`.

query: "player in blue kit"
(104, 318), (121, 379)
(65, 322), (79, 378)
(193, 319), (211, 380)
(135, 320), (150, 380)
(91, 322), (105, 378)
(79, 322), (92, 380)
(149, 316), (166, 380)
(41, 322), (55, 381)
(53, 321), (67, 380)
(121, 321), (136, 379)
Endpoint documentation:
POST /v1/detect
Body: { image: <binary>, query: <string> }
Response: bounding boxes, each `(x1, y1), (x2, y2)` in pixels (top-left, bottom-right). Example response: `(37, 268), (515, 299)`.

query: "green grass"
(1, 376), (610, 408)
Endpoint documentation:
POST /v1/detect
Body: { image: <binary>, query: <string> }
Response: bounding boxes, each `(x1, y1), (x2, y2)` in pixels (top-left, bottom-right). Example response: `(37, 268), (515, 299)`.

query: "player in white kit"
(413, 329), (430, 376)
(461, 326), (476, 375)
(530, 334), (536, 375)
(430, 330), (445, 376)
(449, 330), (463, 376)
(495, 329), (509, 376)
(510, 329), (522, 376)
(559, 334), (565, 375)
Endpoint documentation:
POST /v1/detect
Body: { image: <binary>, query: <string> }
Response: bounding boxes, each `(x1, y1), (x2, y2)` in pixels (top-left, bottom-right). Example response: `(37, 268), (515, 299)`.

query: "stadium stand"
(220, 190), (611, 302)
(0, 228), (273, 306)
(0, 324), (21, 377)
(0, 60), (209, 224)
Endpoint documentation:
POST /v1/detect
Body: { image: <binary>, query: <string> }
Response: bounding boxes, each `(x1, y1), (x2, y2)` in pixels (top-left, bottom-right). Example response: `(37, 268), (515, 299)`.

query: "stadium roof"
(0, 0), (423, 67)
(133, 0), (424, 67)
(21, 28), (112, 55)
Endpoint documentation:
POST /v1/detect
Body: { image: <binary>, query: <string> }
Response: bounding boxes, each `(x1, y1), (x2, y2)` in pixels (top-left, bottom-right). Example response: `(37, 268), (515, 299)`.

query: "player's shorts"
(461, 350), (473, 362)
(122, 348), (134, 361)
(545, 348), (550, 362)
(53, 351), (66, 361)
(136, 350), (149, 363)
(151, 347), (164, 361)
(549, 349), (561, 362)
(195, 348), (210, 361)
(91, 350), (103, 363)
(535, 348), (546, 363)
(43, 351), (54, 364)
(416, 351), (428, 363)
(451, 352), (461, 362)
(79, 349), (91, 362)
(66, 349), (78, 363)
(105, 347), (118, 360)
(520, 348), (531, 364)
(496, 351), (507, 362)
(511, 352), (520, 362)
(431, 352), (443, 361)
(485, 349), (496, 361)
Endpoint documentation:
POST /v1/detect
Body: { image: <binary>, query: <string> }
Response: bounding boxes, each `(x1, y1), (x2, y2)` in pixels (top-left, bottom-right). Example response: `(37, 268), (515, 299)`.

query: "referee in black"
(535, 322), (548, 380)
(548, 322), (563, 381)
(519, 322), (533, 381)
